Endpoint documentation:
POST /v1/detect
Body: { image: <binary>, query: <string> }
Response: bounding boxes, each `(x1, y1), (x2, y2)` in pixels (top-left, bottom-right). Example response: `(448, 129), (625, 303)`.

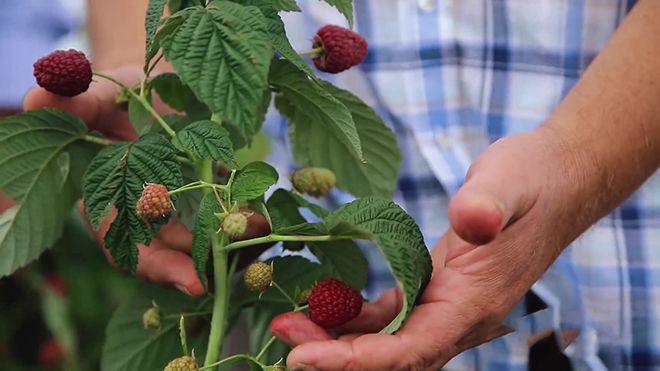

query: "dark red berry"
(33, 49), (92, 97)
(312, 25), (368, 73)
(308, 278), (363, 328)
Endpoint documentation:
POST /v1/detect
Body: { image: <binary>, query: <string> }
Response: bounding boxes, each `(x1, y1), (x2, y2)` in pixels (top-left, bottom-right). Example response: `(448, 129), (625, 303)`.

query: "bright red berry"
(136, 183), (173, 221)
(312, 25), (368, 73)
(33, 49), (92, 97)
(308, 278), (363, 328)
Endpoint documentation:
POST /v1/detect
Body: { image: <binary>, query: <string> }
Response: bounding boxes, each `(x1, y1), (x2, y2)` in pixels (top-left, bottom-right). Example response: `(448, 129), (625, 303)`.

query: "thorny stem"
(93, 71), (177, 138)
(223, 234), (356, 252)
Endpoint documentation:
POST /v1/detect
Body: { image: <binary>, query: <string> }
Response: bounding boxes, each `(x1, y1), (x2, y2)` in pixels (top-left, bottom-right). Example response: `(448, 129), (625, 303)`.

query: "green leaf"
(323, 198), (432, 332)
(270, 60), (363, 166)
(83, 135), (183, 273)
(308, 240), (367, 290)
(160, 2), (272, 128)
(266, 189), (328, 231)
(275, 62), (399, 196)
(145, 0), (168, 68)
(235, 0), (313, 77)
(271, 0), (300, 11)
(101, 283), (211, 371)
(230, 161), (278, 202)
(321, 82), (402, 197)
(224, 86), (272, 150)
(172, 120), (234, 163)
(0, 109), (99, 277)
(149, 73), (206, 115)
(320, 0), (354, 27)
(167, 0), (203, 13)
(146, 8), (195, 70)
(266, 189), (306, 231)
(191, 193), (222, 282)
(128, 93), (151, 134)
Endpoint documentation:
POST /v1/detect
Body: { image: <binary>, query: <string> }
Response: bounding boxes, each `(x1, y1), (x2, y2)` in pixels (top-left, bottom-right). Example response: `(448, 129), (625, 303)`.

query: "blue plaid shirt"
(264, 1), (660, 369)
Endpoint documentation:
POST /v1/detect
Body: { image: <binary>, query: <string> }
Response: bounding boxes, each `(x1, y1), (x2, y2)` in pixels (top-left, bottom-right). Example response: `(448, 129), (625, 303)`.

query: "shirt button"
(418, 0), (436, 12)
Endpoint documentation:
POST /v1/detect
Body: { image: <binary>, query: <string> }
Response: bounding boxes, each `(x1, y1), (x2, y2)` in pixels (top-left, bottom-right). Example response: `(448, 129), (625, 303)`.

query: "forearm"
(87, 0), (149, 69)
(542, 0), (660, 241)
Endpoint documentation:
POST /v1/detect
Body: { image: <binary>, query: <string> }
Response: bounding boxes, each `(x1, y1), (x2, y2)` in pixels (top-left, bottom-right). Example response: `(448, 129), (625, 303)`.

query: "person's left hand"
(270, 127), (585, 370)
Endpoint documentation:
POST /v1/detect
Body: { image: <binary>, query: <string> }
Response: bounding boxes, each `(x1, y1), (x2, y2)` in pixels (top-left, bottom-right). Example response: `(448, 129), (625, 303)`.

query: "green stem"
(204, 235), (229, 367)
(199, 354), (265, 371)
(223, 234), (355, 252)
(272, 281), (298, 309)
(299, 47), (324, 56)
(255, 336), (277, 361)
(168, 182), (227, 196)
(179, 316), (189, 356)
(162, 311), (212, 320)
(83, 135), (112, 146)
(93, 71), (177, 138)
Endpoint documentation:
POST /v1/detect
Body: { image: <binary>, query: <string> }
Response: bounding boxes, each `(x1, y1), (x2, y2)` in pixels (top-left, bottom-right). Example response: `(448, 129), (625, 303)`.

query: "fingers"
(23, 65), (143, 141)
(448, 139), (538, 245)
(333, 288), (402, 334)
(135, 245), (206, 297)
(270, 312), (334, 347)
(156, 220), (193, 252)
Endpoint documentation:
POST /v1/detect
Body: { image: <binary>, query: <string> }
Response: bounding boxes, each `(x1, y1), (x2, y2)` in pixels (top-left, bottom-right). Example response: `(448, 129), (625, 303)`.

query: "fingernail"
(175, 284), (191, 296)
(292, 364), (317, 371)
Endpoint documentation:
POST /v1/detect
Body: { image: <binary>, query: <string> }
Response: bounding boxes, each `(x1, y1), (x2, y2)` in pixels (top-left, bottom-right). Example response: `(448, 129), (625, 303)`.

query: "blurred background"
(0, 1), (135, 370)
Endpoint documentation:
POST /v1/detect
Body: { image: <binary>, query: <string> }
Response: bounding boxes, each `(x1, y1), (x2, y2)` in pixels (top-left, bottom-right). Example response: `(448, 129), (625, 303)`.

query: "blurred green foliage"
(0, 211), (136, 371)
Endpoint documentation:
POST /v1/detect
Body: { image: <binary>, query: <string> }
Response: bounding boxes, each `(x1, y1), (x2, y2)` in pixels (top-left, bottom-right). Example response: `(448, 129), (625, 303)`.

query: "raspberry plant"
(0, 1), (433, 370)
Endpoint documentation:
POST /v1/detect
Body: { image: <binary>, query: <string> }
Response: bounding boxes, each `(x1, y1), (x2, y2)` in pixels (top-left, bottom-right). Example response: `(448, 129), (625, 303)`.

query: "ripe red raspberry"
(308, 278), (363, 328)
(136, 183), (173, 221)
(312, 25), (368, 73)
(33, 49), (92, 97)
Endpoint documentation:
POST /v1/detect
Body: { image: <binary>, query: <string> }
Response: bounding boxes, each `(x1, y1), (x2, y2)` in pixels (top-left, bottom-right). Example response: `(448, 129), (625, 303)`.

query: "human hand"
(21, 66), (271, 296)
(270, 128), (582, 370)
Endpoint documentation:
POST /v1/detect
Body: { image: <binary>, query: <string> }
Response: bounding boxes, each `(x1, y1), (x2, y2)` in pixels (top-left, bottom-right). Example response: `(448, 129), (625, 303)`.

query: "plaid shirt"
(264, 1), (660, 369)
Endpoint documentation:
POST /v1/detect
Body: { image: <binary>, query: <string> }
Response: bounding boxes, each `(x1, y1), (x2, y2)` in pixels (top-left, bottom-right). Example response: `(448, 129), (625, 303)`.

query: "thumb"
(448, 138), (537, 245)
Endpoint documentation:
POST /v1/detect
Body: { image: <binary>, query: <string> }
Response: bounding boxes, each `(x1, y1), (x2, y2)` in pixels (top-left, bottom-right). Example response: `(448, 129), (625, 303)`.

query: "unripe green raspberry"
(221, 211), (248, 239)
(291, 167), (336, 197)
(164, 356), (198, 371)
(244, 261), (273, 292)
(142, 302), (161, 330)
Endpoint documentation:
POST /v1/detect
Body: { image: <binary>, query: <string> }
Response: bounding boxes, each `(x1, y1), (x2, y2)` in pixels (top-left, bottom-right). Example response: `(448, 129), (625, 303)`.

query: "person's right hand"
(21, 65), (209, 296)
